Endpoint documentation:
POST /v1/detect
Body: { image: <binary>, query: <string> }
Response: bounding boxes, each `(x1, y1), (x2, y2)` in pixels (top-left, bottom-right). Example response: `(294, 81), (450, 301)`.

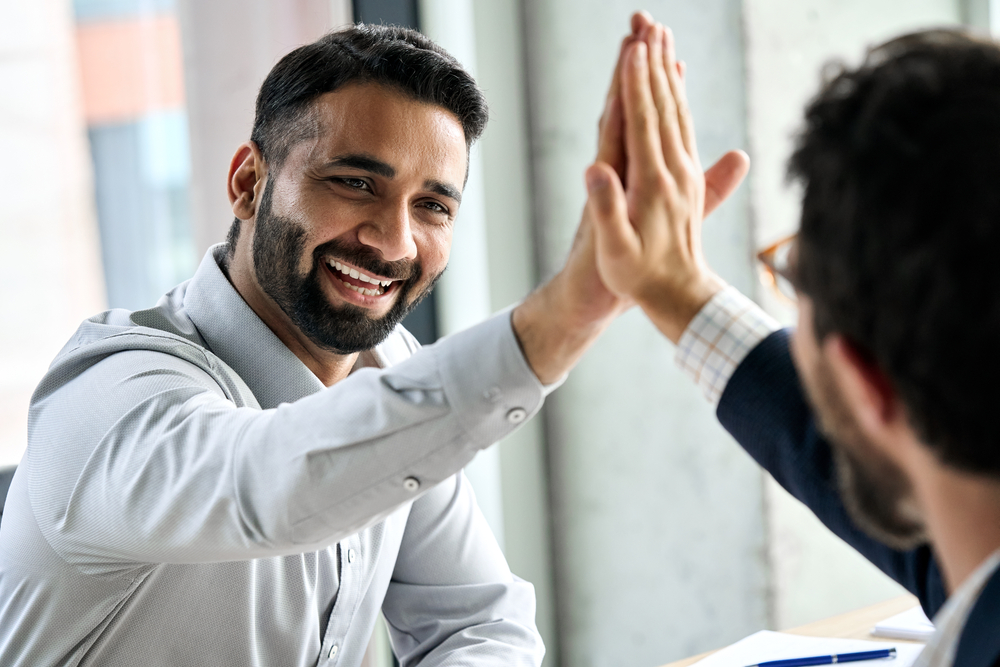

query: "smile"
(325, 258), (396, 297)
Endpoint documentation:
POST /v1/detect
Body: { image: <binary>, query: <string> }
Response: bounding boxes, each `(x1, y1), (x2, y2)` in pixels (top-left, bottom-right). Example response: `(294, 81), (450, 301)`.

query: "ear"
(228, 142), (267, 220)
(822, 334), (902, 437)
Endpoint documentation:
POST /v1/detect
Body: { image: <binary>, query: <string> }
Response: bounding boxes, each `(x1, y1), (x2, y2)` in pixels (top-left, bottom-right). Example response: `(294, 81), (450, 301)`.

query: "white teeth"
(340, 279), (384, 296)
(328, 259), (392, 291)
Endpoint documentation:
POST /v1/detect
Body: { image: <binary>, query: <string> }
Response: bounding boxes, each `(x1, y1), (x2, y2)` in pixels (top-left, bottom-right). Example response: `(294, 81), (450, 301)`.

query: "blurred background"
(1, 0), (996, 665)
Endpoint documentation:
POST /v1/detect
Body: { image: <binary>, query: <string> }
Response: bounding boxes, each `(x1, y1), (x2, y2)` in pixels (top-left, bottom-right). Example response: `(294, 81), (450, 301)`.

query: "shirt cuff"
(675, 286), (780, 405)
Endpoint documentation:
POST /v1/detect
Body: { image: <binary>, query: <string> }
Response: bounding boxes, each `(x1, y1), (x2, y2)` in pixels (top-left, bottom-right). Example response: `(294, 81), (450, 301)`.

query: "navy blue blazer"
(717, 329), (1000, 667)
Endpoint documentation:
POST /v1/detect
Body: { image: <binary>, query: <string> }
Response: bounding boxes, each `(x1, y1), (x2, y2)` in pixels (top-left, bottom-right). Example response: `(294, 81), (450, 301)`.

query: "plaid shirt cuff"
(675, 286), (781, 405)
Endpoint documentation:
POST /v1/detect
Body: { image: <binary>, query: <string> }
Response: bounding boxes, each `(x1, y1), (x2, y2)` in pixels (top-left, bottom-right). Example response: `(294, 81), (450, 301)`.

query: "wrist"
(636, 273), (726, 345)
(512, 275), (616, 385)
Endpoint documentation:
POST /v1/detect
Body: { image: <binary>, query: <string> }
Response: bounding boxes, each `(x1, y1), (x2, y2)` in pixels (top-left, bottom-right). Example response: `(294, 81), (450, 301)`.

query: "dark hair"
(227, 23), (488, 249)
(788, 29), (1000, 476)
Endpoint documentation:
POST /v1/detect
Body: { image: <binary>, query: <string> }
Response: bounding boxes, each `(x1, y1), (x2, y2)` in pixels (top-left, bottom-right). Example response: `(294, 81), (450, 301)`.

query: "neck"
(910, 448), (1000, 594)
(225, 248), (359, 387)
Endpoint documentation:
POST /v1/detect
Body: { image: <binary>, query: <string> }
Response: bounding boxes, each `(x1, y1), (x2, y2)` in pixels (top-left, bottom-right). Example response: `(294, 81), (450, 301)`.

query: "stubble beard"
(803, 355), (929, 551)
(250, 179), (441, 354)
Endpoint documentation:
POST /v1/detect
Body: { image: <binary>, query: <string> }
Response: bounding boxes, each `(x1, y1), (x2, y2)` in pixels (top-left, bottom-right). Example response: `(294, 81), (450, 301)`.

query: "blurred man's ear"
(228, 141), (266, 220)
(823, 334), (904, 443)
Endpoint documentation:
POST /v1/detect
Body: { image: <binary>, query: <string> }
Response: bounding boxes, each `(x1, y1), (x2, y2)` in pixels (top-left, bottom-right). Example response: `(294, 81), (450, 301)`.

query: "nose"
(356, 201), (418, 262)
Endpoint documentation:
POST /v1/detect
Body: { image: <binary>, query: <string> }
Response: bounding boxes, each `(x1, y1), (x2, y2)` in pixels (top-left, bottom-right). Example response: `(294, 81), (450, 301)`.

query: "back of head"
(251, 23), (488, 172)
(788, 29), (1000, 476)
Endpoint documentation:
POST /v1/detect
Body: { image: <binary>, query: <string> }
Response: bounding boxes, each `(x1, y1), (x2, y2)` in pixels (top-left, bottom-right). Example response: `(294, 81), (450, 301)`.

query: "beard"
(250, 179), (441, 354)
(803, 355), (929, 551)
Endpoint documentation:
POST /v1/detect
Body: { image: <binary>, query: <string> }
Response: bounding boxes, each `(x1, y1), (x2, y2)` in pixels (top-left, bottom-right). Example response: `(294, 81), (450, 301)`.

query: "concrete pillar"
(418, 0), (507, 554)
(0, 0), (106, 467)
(522, 2), (768, 664)
(471, 0), (559, 660)
(742, 0), (962, 629)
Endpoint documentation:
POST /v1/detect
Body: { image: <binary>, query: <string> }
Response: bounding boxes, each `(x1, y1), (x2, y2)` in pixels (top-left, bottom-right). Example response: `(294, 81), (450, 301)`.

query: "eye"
(332, 177), (371, 192)
(419, 200), (450, 215)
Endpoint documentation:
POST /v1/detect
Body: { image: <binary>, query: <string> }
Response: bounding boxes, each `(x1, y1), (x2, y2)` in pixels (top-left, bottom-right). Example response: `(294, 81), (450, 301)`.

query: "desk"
(660, 595), (922, 667)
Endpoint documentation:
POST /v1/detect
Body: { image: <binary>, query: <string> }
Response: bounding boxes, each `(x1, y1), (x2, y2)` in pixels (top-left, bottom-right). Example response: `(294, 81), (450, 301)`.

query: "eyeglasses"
(756, 233), (798, 304)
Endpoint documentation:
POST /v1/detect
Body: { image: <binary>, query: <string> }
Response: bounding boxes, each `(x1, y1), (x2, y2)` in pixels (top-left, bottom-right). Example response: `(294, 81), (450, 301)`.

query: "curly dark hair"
(227, 23), (488, 250)
(788, 29), (1000, 475)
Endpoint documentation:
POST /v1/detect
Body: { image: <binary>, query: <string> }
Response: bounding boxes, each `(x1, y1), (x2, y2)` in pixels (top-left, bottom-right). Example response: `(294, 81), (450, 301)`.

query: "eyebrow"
(322, 154), (396, 179)
(426, 179), (462, 205)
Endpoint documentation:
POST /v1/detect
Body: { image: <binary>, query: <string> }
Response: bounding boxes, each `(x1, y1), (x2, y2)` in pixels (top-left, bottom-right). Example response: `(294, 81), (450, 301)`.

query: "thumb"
(586, 161), (636, 265)
(703, 149), (750, 218)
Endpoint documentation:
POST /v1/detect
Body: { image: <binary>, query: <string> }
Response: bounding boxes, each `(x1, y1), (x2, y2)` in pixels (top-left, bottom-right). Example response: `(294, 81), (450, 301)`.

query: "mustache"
(313, 239), (420, 282)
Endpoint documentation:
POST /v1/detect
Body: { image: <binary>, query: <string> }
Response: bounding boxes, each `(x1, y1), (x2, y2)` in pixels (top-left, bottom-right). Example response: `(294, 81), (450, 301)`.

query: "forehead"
(289, 83), (468, 184)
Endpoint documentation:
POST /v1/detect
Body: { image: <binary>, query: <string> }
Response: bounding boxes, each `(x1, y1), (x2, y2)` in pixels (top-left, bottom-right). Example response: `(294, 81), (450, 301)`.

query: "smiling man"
(0, 25), (638, 667)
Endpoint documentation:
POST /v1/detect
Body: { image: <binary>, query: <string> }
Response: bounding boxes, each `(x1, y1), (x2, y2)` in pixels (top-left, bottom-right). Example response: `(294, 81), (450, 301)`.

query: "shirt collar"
(916, 548), (1000, 667)
(181, 244), (407, 409)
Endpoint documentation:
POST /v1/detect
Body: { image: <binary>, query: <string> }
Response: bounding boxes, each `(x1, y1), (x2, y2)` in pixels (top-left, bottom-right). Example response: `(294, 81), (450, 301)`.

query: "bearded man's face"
(243, 83), (467, 354)
(792, 298), (928, 551)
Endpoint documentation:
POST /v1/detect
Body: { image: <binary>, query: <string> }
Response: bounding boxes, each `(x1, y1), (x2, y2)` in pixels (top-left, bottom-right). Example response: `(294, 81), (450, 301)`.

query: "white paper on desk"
(690, 630), (925, 667)
(871, 606), (935, 642)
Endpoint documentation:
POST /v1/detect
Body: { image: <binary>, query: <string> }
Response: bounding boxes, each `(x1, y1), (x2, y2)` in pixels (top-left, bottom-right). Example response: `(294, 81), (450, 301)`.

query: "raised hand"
(587, 20), (748, 343)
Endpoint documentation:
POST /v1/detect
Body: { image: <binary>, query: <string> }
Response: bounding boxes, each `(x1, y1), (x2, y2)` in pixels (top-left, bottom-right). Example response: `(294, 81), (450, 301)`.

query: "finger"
(646, 24), (688, 179)
(603, 34), (636, 111)
(597, 34), (637, 177)
(663, 27), (699, 167)
(631, 10), (654, 36)
(586, 162), (639, 268)
(703, 150), (750, 217)
(622, 40), (666, 186)
(597, 95), (626, 183)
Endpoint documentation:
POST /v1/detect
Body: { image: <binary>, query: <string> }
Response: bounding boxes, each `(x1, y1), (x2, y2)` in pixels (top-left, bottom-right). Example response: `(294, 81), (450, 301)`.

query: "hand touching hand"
(587, 21), (749, 343)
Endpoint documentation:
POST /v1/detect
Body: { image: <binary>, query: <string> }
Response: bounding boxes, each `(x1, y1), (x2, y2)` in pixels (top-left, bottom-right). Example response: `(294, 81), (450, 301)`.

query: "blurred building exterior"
(74, 0), (196, 310)
(3, 1), (998, 666)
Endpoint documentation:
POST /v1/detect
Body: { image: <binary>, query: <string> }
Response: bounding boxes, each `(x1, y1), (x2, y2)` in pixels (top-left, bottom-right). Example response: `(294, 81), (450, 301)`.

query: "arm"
(587, 18), (947, 616)
(27, 311), (544, 570)
(716, 325), (946, 616)
(382, 473), (541, 666)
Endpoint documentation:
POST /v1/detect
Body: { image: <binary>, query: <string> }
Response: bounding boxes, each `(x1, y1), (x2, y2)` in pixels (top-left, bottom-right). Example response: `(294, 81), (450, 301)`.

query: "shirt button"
(506, 407), (528, 424)
(329, 644), (338, 659)
(403, 477), (420, 492)
(347, 548), (356, 564)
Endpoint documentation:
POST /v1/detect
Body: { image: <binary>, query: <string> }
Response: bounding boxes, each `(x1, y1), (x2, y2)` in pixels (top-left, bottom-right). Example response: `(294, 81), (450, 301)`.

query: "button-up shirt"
(676, 286), (1000, 666)
(0, 246), (546, 666)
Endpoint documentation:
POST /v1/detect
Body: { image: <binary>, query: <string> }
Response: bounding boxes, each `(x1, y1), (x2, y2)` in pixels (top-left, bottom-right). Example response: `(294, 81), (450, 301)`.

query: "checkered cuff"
(675, 286), (781, 405)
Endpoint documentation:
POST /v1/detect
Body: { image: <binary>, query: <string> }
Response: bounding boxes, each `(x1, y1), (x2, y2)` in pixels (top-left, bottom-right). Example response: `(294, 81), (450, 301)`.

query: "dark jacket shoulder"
(716, 329), (947, 617)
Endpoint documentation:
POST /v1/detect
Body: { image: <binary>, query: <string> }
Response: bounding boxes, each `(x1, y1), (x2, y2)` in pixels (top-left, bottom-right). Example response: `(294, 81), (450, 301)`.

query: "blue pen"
(746, 647), (897, 667)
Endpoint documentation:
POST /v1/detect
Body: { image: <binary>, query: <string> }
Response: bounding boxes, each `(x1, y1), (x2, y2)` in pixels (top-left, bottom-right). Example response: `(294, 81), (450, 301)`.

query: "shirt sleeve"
(381, 472), (543, 666)
(674, 286), (781, 405)
(27, 310), (547, 571)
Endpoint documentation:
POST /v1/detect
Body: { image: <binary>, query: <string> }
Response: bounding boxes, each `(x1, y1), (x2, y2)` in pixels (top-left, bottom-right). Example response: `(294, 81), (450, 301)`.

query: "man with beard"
(585, 17), (1000, 667)
(0, 18), (751, 666)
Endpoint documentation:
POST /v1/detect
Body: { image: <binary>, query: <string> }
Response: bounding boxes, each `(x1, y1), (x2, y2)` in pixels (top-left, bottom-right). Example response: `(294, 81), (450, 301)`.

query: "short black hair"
(789, 29), (1000, 476)
(227, 23), (488, 249)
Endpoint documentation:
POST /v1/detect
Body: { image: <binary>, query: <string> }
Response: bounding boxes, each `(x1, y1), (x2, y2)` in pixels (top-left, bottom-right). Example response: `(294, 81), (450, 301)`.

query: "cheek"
(416, 226), (452, 275)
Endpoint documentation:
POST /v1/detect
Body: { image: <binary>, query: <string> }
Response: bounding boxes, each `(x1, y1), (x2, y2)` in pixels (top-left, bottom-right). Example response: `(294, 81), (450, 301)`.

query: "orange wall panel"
(76, 15), (185, 125)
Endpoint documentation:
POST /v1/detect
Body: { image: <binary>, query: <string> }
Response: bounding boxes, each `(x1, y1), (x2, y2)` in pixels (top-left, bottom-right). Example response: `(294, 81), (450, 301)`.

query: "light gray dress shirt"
(0, 245), (546, 666)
